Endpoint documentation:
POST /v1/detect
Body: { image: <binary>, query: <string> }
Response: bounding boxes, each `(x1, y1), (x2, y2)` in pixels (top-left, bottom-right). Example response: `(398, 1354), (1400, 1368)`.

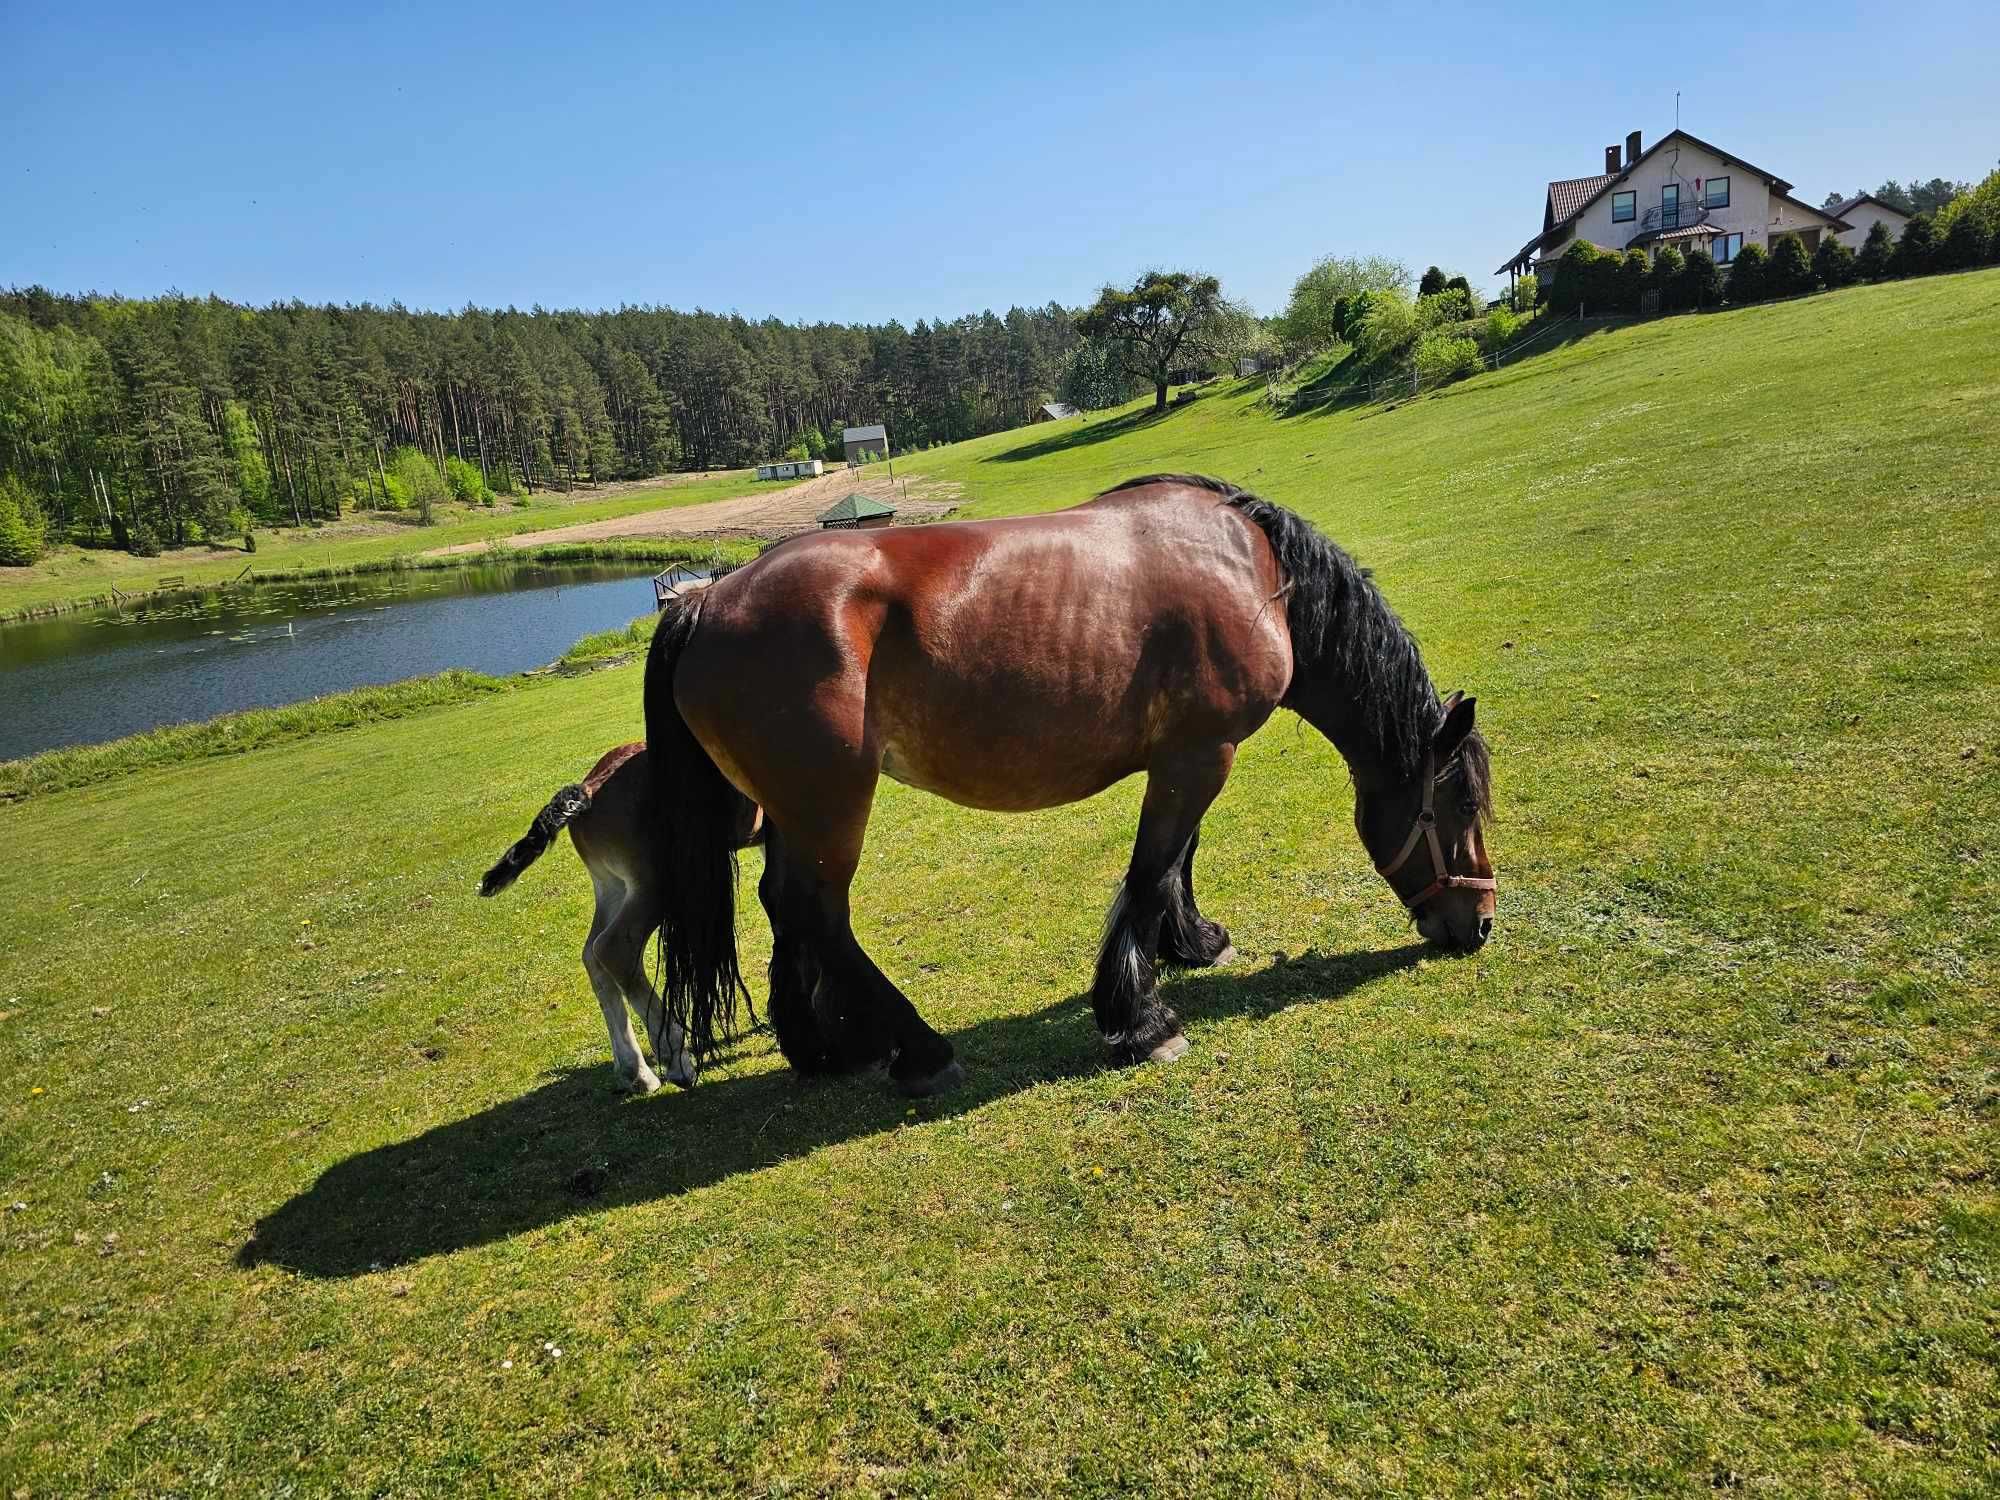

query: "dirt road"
(426, 469), (961, 555)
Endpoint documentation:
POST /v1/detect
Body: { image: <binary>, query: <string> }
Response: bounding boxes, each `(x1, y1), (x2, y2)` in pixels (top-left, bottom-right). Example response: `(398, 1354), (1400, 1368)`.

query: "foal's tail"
(479, 783), (592, 897)
(644, 596), (755, 1068)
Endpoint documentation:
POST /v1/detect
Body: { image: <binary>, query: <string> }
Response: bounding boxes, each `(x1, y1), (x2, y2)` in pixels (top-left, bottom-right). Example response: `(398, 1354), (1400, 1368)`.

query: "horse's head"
(1356, 691), (1495, 952)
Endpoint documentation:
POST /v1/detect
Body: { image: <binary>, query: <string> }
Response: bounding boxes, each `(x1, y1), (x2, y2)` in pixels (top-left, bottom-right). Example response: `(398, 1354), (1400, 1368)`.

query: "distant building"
(842, 424), (890, 464)
(1825, 194), (1912, 253)
(817, 493), (897, 530)
(754, 458), (823, 481)
(1037, 401), (1079, 422)
(1496, 127), (1852, 288)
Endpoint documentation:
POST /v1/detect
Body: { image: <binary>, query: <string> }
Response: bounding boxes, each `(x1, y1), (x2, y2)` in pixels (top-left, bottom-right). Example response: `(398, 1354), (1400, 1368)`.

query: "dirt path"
(424, 470), (961, 555)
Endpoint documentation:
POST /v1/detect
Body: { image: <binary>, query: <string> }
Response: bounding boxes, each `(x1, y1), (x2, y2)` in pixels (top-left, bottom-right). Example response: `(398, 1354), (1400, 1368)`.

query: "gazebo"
(817, 493), (897, 530)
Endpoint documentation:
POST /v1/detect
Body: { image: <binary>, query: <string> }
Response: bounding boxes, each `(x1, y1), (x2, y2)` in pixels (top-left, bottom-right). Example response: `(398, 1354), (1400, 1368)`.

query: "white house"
(1826, 193), (1912, 252)
(1497, 129), (1852, 286)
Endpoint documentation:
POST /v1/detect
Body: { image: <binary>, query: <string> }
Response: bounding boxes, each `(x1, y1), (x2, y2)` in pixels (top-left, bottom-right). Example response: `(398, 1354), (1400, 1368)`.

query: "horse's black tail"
(479, 783), (592, 897)
(644, 596), (755, 1068)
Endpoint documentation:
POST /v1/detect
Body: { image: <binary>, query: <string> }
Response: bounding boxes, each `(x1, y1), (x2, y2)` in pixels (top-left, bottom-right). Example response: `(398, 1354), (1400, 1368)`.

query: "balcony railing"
(1639, 201), (1711, 233)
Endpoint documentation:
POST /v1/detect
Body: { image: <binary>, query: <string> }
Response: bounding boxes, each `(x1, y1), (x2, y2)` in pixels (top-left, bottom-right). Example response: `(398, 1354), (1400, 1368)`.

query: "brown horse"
(642, 474), (1494, 1095)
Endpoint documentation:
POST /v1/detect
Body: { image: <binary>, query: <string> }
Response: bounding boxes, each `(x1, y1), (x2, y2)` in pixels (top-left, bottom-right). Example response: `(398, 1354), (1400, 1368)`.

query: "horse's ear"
(1440, 688), (1465, 713)
(1433, 694), (1477, 761)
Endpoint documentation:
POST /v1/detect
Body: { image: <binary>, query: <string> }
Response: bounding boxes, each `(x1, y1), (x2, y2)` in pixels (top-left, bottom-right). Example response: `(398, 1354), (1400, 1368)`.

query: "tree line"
(0, 289), (1086, 559)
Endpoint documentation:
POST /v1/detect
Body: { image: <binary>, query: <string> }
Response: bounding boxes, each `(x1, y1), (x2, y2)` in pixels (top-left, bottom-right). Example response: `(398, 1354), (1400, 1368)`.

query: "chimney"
(1626, 130), (1642, 168)
(1604, 144), (1621, 174)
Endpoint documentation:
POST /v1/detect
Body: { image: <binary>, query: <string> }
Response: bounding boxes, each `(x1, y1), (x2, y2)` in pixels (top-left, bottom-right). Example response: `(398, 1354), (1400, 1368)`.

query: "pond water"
(0, 563), (668, 761)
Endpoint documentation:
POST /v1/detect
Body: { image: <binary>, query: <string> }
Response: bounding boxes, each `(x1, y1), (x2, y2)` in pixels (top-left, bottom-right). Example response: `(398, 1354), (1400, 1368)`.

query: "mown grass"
(2, 269), (1997, 1495)
(0, 670), (512, 802)
(0, 470), (767, 620)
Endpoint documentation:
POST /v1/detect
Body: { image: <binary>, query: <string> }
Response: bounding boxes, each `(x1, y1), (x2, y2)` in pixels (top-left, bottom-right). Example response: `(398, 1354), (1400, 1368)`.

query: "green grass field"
(3, 270), (1997, 1495)
(0, 469), (765, 620)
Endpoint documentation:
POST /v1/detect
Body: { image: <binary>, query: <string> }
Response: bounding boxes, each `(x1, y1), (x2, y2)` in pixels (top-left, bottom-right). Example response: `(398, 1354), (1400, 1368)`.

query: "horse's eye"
(1458, 798), (1478, 818)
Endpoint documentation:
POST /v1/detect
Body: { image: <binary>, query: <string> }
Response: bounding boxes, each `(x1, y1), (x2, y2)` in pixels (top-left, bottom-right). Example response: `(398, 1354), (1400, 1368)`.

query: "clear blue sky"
(5, 1), (1995, 322)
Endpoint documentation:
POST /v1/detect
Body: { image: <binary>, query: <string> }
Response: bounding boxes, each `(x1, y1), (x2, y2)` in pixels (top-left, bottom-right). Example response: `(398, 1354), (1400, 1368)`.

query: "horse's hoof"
(1212, 944), (1238, 968)
(624, 1069), (663, 1095)
(895, 1059), (965, 1097)
(1148, 1033), (1190, 1064)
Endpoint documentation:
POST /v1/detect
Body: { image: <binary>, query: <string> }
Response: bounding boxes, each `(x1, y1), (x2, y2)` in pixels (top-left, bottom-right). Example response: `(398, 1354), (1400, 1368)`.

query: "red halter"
(1375, 752), (1497, 910)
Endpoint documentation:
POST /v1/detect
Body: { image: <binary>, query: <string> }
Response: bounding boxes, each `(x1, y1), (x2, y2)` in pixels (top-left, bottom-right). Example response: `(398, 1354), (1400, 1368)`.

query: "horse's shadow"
(238, 944), (1422, 1277)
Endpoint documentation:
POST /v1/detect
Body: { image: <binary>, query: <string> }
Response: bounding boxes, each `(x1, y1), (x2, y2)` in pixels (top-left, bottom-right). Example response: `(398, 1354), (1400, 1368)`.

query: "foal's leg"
(1156, 827), (1236, 969)
(1094, 746), (1235, 1066)
(582, 873), (663, 1094)
(604, 884), (694, 1089)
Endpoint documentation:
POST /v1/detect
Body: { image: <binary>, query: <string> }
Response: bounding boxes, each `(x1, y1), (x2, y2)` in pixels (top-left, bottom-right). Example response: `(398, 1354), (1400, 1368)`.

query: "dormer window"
(1611, 191), (1636, 223)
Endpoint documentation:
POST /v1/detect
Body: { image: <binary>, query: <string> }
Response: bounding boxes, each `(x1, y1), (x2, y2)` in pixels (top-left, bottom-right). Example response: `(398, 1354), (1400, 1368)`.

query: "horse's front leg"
(1094, 746), (1235, 1065)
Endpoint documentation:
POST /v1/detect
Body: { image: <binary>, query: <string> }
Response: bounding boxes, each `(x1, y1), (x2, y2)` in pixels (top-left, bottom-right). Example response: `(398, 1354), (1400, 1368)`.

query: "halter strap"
(1375, 752), (1498, 910)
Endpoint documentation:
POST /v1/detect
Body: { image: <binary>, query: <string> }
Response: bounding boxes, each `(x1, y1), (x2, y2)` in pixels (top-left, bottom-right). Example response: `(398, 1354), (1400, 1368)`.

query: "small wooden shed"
(817, 493), (897, 530)
(842, 423), (889, 464)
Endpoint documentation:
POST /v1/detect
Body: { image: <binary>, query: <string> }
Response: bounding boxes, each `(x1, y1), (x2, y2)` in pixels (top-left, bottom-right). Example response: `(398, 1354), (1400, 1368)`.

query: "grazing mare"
(478, 743), (762, 1092)
(643, 474), (1495, 1095)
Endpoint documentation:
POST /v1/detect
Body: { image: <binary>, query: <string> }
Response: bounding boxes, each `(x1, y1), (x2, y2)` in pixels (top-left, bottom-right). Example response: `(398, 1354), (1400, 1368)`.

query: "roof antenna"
(1675, 91), (1681, 129)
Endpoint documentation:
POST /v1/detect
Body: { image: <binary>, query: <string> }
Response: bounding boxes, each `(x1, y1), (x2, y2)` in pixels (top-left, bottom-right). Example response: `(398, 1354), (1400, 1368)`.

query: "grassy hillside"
(0, 468), (764, 620)
(2, 270), (1996, 1495)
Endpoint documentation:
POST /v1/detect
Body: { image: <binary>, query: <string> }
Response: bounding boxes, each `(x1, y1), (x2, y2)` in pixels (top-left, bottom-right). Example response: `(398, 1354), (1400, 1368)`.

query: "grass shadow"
(989, 405), (1172, 462)
(238, 942), (1425, 1277)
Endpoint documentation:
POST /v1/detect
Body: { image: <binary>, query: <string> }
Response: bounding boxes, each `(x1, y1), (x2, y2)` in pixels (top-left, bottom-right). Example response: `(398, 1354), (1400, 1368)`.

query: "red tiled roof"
(1548, 173), (1620, 222)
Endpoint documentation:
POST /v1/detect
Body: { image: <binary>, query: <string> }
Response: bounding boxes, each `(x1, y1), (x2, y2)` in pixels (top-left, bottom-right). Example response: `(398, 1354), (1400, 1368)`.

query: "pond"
(0, 563), (670, 761)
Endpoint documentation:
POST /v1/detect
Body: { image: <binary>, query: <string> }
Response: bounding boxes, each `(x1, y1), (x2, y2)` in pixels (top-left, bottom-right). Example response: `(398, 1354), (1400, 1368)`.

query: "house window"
(1661, 183), (1680, 228)
(1713, 232), (1743, 263)
(1611, 191), (1636, 223)
(1705, 175), (1730, 209)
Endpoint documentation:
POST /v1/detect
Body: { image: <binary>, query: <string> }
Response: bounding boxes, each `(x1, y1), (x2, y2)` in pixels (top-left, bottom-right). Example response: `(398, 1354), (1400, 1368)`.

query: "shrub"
(387, 446), (447, 525)
(128, 522), (163, 557)
(1726, 242), (1769, 304)
(1813, 233), (1857, 291)
(1768, 234), (1815, 297)
(1937, 211), (1989, 271)
(1355, 288), (1419, 365)
(1483, 307), (1521, 348)
(1547, 241), (1601, 314)
(444, 455), (491, 506)
(1856, 220), (1895, 281)
(0, 474), (48, 566)
(1649, 245), (1685, 310)
(1890, 215), (1936, 278)
(1415, 287), (1471, 328)
(1935, 167), (2000, 263)
(1678, 249), (1723, 309)
(1414, 332), (1483, 388)
(1619, 249), (1650, 312)
(1444, 274), (1474, 307)
(1510, 274), (1540, 313)
(1418, 266), (1447, 297)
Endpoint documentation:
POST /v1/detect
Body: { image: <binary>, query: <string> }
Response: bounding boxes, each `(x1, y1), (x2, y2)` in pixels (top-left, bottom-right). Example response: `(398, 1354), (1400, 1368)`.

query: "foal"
(479, 744), (760, 1092)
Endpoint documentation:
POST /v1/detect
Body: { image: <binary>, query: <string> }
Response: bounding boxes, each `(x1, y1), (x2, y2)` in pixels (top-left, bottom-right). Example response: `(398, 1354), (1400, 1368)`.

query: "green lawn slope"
(2, 270), (1996, 1495)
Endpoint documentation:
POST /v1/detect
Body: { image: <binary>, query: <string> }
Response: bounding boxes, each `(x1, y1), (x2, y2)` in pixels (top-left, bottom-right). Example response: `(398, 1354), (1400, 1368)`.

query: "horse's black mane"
(1103, 473), (1487, 806)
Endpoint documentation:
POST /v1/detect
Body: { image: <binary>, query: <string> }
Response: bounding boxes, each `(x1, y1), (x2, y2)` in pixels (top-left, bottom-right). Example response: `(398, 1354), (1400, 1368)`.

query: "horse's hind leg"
(761, 823), (901, 1079)
(1095, 746), (1235, 1066)
(1157, 827), (1236, 969)
(583, 873), (663, 1094)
